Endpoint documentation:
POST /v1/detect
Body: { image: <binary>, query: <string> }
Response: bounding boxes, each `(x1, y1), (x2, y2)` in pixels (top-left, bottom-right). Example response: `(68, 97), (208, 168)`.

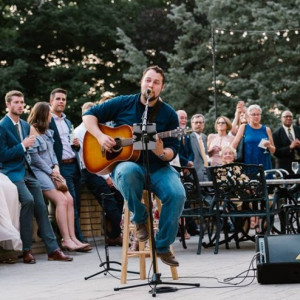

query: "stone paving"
(1, 235), (300, 300)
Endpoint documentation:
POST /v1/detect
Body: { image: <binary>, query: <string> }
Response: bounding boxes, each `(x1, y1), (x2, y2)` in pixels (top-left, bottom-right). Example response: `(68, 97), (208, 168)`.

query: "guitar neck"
(118, 128), (189, 147)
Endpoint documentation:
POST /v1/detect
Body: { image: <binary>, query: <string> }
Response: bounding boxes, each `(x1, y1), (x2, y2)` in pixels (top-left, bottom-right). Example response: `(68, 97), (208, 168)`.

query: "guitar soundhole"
(106, 138), (122, 161)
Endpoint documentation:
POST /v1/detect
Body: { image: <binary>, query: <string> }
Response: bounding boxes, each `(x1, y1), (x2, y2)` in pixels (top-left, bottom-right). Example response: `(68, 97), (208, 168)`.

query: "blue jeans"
(60, 162), (84, 242)
(112, 162), (186, 253)
(14, 172), (58, 253)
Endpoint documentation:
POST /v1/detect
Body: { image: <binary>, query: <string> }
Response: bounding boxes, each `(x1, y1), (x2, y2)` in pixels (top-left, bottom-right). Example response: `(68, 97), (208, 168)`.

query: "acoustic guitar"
(83, 123), (191, 175)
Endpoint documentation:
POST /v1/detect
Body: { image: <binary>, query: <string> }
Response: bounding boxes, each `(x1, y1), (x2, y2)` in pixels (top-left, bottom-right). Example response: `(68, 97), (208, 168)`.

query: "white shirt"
(74, 122), (109, 179)
(52, 113), (75, 160)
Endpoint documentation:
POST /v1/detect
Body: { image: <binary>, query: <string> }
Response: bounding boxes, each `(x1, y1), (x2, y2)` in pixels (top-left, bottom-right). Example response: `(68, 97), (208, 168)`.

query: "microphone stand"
(84, 193), (139, 280)
(114, 92), (200, 296)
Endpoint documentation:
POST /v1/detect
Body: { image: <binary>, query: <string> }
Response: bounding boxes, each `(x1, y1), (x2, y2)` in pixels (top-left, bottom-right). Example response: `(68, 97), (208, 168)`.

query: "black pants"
(81, 169), (123, 238)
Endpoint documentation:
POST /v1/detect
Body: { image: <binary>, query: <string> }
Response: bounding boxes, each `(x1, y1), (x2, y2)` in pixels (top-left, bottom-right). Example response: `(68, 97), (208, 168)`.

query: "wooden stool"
(120, 191), (178, 284)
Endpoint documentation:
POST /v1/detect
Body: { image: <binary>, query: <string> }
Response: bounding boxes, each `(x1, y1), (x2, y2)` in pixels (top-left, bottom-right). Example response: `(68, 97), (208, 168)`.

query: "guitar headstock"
(170, 127), (193, 138)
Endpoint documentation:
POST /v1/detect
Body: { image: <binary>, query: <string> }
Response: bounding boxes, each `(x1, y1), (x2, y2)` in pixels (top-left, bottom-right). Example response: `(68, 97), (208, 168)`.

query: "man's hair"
(191, 114), (205, 123)
(142, 65), (165, 84)
(50, 88), (67, 100)
(82, 102), (95, 113)
(5, 90), (24, 103)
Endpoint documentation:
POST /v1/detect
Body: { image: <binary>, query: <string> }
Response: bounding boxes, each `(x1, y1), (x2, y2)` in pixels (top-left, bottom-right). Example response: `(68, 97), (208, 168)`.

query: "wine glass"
(291, 162), (299, 175)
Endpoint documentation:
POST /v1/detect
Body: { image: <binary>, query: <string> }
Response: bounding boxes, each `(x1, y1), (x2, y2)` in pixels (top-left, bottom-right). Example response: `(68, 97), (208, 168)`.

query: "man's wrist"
(158, 151), (166, 160)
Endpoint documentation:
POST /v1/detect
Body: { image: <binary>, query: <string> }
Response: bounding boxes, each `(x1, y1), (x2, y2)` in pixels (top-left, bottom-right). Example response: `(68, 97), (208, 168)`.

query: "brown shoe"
(107, 236), (122, 246)
(136, 223), (149, 242)
(157, 251), (179, 267)
(48, 249), (73, 261)
(23, 250), (36, 264)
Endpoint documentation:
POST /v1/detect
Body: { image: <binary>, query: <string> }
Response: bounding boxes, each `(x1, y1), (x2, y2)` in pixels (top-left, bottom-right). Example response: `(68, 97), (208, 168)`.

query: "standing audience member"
(190, 114), (209, 181)
(27, 102), (90, 252)
(207, 116), (234, 166)
(273, 110), (300, 174)
(231, 104), (275, 230)
(49, 88), (88, 246)
(231, 104), (275, 170)
(74, 102), (124, 246)
(0, 90), (73, 263)
(82, 65), (186, 267)
(0, 173), (22, 256)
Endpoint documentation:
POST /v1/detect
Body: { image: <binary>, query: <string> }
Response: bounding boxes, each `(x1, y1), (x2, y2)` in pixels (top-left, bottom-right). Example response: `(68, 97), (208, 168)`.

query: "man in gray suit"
(190, 114), (209, 182)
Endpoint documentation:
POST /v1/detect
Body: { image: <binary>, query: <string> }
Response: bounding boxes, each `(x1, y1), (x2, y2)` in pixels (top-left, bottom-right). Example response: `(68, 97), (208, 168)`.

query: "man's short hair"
(142, 65), (165, 84)
(5, 90), (24, 103)
(191, 114), (205, 123)
(50, 88), (67, 100)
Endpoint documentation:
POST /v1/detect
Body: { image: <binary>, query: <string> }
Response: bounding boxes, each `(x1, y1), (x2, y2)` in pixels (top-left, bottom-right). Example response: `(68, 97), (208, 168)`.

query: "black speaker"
(256, 234), (300, 284)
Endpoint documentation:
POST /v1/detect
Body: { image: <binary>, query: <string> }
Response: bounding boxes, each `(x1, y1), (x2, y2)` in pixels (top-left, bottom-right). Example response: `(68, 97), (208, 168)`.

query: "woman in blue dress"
(231, 104), (276, 230)
(27, 102), (90, 252)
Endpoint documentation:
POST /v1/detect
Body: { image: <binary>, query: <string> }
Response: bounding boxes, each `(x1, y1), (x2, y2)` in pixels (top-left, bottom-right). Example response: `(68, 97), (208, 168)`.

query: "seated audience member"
(74, 102), (124, 246)
(0, 90), (72, 263)
(220, 145), (236, 164)
(27, 102), (90, 252)
(220, 145), (258, 232)
(208, 116), (234, 166)
(0, 173), (22, 261)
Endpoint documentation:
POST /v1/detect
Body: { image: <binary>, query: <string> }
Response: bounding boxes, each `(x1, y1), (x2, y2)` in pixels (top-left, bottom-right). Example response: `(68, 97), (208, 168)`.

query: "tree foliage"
(1, 0), (300, 131)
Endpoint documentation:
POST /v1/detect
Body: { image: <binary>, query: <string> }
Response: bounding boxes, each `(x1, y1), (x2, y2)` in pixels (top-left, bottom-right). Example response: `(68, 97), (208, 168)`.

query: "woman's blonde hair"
(220, 145), (237, 159)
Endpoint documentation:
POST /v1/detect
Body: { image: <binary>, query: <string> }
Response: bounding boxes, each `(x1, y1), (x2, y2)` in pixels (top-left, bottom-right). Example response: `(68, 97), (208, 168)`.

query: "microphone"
(146, 88), (152, 96)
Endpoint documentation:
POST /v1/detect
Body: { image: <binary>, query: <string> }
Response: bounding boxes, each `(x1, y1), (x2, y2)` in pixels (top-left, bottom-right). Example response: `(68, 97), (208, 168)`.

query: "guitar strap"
(148, 98), (163, 123)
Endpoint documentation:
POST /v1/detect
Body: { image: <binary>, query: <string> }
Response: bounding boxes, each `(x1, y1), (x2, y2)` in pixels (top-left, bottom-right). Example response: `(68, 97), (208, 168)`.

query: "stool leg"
(120, 205), (130, 284)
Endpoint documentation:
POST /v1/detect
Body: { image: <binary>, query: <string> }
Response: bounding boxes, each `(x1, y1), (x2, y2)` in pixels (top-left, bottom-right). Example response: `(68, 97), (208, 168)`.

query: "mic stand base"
(114, 272), (200, 296)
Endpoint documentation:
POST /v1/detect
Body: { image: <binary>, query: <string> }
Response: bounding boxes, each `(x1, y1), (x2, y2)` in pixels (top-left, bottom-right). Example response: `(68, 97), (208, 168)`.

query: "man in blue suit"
(0, 90), (73, 263)
(49, 88), (88, 246)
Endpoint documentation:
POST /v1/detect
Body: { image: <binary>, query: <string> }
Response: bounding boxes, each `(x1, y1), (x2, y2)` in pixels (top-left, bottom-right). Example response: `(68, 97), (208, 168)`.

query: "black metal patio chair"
(208, 163), (279, 250)
(174, 166), (220, 254)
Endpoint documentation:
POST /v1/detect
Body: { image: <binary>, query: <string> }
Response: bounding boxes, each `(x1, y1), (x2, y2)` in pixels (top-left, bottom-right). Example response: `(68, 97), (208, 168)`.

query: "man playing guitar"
(82, 65), (186, 267)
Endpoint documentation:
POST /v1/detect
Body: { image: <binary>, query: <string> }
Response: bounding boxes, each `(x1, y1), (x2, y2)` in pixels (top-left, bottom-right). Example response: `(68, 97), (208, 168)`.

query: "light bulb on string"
(230, 31), (234, 35)
(295, 30), (298, 34)
(242, 31), (248, 38)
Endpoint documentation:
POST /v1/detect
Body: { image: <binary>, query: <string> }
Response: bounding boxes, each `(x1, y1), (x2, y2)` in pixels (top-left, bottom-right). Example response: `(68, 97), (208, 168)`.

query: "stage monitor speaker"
(256, 234), (300, 284)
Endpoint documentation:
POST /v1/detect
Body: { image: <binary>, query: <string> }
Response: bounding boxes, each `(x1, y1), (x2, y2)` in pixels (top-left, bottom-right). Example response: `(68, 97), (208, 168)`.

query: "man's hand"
(23, 135), (35, 148)
(106, 176), (114, 187)
(98, 134), (116, 153)
(72, 137), (80, 147)
(152, 137), (164, 157)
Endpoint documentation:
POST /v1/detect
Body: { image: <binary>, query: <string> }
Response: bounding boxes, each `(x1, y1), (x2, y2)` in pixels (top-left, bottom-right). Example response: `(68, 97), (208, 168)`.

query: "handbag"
(236, 138), (244, 162)
(52, 175), (69, 192)
(236, 125), (246, 162)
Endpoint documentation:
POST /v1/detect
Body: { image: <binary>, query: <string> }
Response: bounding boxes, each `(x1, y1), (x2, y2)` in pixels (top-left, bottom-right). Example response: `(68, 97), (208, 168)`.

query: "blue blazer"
(0, 115), (31, 182)
(49, 117), (81, 170)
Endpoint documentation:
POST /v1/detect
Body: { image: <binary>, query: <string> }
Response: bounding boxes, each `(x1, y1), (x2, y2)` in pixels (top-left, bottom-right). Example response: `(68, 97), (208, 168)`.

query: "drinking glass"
(291, 162), (299, 174)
